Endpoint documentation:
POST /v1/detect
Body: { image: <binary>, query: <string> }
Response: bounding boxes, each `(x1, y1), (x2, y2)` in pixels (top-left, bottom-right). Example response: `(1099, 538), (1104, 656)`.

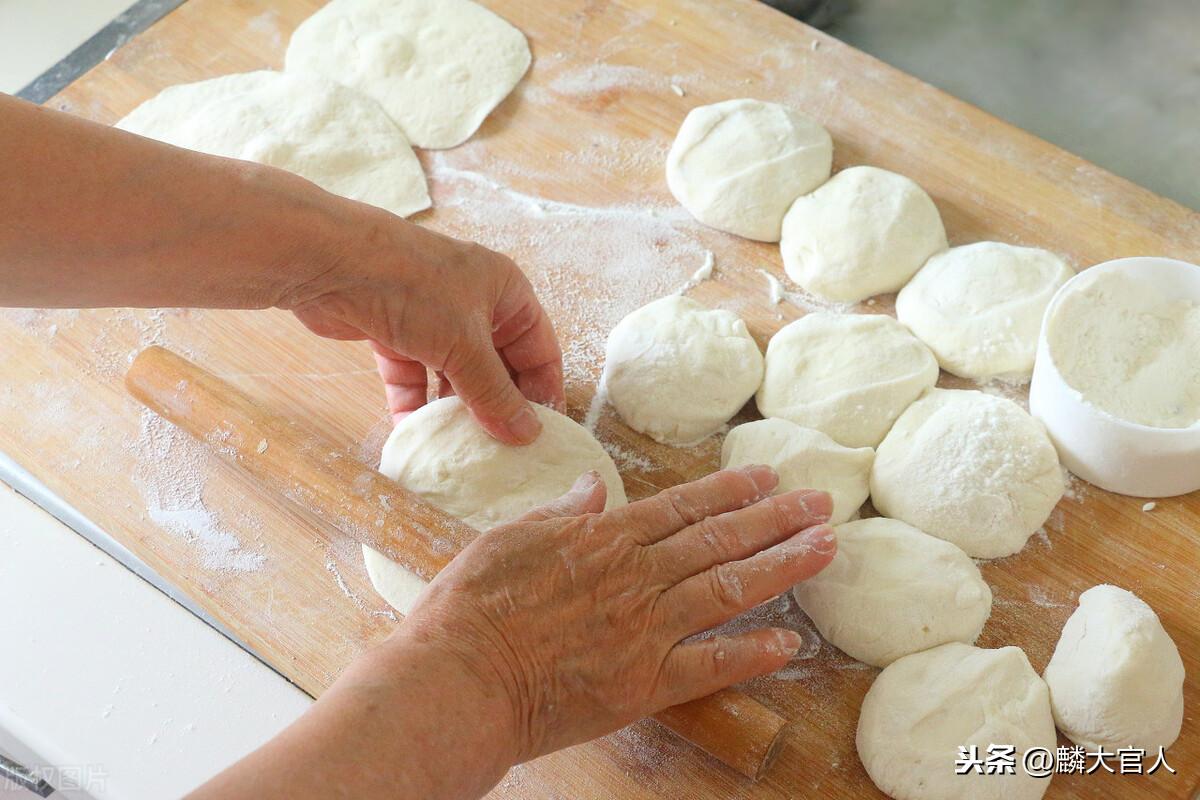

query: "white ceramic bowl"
(1029, 256), (1200, 498)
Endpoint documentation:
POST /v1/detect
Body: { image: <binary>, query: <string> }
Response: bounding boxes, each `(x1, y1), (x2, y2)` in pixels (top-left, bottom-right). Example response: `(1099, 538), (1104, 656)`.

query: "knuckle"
(706, 565), (745, 615)
(662, 488), (705, 528)
(694, 517), (738, 562)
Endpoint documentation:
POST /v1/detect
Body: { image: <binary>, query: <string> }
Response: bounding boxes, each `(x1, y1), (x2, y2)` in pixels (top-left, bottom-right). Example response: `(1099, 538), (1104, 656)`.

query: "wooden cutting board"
(3, 1), (1199, 797)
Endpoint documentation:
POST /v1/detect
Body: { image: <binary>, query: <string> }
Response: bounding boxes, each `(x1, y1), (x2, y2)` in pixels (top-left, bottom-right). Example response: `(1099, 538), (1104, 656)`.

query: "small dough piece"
(857, 643), (1056, 800)
(793, 517), (991, 667)
(1043, 584), (1184, 752)
(756, 313), (939, 448)
(1045, 268), (1200, 428)
(721, 419), (872, 524)
(871, 389), (1064, 559)
(285, 0), (531, 149)
(602, 296), (763, 445)
(897, 242), (1074, 381)
(781, 165), (947, 302)
(666, 99), (832, 242)
(364, 397), (627, 613)
(116, 70), (430, 218)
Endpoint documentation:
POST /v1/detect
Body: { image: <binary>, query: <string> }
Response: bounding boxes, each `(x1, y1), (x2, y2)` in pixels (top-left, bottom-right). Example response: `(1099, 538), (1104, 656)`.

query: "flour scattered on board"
(129, 409), (265, 573)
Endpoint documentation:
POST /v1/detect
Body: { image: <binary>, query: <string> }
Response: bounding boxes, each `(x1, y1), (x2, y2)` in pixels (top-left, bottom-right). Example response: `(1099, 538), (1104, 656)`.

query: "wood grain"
(2, 0), (1197, 797)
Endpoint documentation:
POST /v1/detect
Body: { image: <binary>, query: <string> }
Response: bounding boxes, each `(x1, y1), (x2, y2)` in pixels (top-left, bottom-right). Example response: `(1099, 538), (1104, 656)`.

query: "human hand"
(280, 211), (563, 445)
(397, 465), (836, 765)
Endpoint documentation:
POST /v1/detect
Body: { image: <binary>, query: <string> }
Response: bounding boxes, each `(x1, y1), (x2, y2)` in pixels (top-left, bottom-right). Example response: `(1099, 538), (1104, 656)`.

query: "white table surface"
(0, 480), (311, 799)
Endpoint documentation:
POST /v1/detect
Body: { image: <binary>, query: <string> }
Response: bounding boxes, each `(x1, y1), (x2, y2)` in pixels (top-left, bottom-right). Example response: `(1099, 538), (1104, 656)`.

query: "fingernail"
(570, 470), (600, 494)
(773, 629), (804, 655)
(797, 490), (833, 522)
(741, 464), (778, 494)
(505, 405), (542, 444)
(801, 524), (837, 556)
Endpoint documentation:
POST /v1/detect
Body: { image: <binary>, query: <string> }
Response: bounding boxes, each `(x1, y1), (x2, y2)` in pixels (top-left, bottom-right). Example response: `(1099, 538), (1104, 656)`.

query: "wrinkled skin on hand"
(400, 465), (836, 762)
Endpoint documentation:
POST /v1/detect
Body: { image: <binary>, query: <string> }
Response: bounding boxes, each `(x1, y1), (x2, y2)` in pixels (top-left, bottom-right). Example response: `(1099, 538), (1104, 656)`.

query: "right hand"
(396, 465), (837, 765)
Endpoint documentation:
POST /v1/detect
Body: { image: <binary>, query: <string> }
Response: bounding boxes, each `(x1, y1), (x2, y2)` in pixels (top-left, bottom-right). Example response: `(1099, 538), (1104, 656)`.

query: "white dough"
(364, 397), (627, 613)
(117, 71), (430, 218)
(897, 242), (1074, 381)
(666, 99), (832, 242)
(780, 166), (947, 303)
(857, 643), (1057, 800)
(285, 0), (531, 149)
(720, 419), (872, 525)
(793, 518), (991, 667)
(602, 296), (763, 445)
(756, 313), (939, 448)
(1046, 268), (1200, 428)
(1043, 584), (1184, 752)
(871, 389), (1064, 559)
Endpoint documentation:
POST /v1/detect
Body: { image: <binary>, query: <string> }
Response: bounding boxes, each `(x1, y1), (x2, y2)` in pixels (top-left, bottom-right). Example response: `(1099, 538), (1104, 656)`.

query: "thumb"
(446, 342), (542, 445)
(517, 471), (608, 522)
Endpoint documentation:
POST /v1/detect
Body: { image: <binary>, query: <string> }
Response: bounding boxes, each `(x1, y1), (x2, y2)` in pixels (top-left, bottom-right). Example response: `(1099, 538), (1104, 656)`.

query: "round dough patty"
(285, 0), (531, 149)
(721, 418), (872, 525)
(870, 389), (1064, 559)
(364, 396), (627, 613)
(780, 165), (947, 303)
(666, 99), (832, 242)
(602, 295), (763, 445)
(116, 70), (430, 218)
(897, 242), (1073, 381)
(792, 517), (991, 667)
(857, 643), (1057, 800)
(756, 312), (939, 448)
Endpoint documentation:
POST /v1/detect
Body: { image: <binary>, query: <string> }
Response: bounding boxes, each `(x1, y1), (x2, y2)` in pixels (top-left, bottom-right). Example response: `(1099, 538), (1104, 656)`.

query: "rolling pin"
(125, 345), (788, 780)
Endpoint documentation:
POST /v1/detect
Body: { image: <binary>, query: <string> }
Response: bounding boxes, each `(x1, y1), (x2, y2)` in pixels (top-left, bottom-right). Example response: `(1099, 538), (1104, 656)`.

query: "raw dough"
(666, 99), (832, 242)
(793, 517), (991, 667)
(857, 643), (1057, 800)
(897, 242), (1074, 381)
(756, 312), (939, 448)
(1043, 584), (1184, 751)
(285, 0), (531, 149)
(1045, 268), (1200, 428)
(116, 70), (430, 218)
(364, 396), (627, 613)
(602, 295), (763, 445)
(720, 419), (872, 525)
(780, 166), (947, 303)
(871, 389), (1064, 559)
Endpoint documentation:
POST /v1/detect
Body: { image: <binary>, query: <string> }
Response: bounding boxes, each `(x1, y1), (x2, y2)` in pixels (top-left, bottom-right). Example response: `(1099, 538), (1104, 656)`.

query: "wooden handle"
(125, 345), (789, 780)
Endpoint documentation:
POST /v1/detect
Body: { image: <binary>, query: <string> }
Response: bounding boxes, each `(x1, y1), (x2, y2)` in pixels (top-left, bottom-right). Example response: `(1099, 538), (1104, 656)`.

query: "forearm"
(0, 92), (360, 310)
(188, 633), (518, 800)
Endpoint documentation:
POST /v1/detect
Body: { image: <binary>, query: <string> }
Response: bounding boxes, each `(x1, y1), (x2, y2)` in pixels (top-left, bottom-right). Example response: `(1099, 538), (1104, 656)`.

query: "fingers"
(493, 273), (565, 413)
(650, 489), (832, 584)
(516, 471), (608, 522)
(655, 629), (804, 709)
(604, 466), (778, 546)
(660, 525), (836, 639)
(444, 339), (543, 446)
(371, 342), (429, 422)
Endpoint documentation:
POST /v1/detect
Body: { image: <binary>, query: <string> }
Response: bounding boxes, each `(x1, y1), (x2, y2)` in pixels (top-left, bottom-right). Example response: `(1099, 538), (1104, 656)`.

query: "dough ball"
(781, 166), (947, 303)
(116, 70), (429, 217)
(897, 242), (1074, 381)
(871, 389), (1064, 559)
(363, 397), (627, 613)
(666, 99), (832, 242)
(1043, 584), (1184, 752)
(857, 643), (1057, 800)
(286, 0), (531, 149)
(602, 295), (763, 445)
(721, 419), (872, 525)
(756, 313), (939, 448)
(793, 518), (991, 667)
